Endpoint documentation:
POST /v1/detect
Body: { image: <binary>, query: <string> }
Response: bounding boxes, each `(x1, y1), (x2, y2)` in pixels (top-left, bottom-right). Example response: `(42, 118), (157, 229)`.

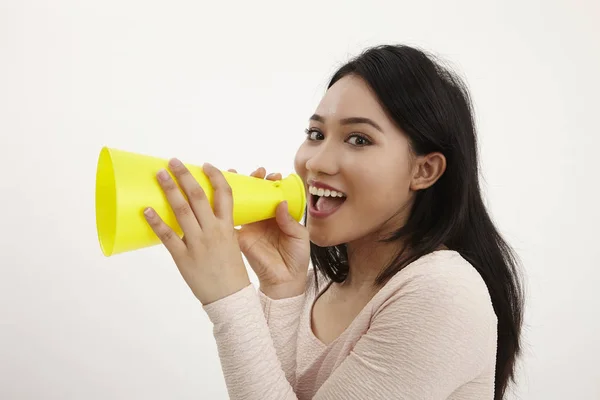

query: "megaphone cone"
(95, 147), (306, 256)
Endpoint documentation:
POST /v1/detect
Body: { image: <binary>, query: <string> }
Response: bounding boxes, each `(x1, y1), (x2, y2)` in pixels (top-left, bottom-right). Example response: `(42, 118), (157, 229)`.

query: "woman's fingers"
(167, 158), (215, 232)
(251, 167), (266, 179)
(266, 172), (282, 181)
(144, 207), (187, 257)
(202, 163), (234, 225)
(251, 167), (282, 182)
(154, 166), (203, 242)
(231, 167), (281, 182)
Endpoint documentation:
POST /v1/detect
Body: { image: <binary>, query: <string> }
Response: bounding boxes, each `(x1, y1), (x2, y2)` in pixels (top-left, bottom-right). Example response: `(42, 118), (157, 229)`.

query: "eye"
(347, 134), (372, 147)
(305, 128), (324, 141)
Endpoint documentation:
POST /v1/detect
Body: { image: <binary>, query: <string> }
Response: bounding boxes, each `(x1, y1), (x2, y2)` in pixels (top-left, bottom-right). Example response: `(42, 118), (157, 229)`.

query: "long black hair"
(303, 44), (524, 399)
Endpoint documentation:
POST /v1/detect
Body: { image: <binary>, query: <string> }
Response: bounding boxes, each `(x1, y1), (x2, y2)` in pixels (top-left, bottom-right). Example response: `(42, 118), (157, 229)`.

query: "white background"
(1, 0), (598, 399)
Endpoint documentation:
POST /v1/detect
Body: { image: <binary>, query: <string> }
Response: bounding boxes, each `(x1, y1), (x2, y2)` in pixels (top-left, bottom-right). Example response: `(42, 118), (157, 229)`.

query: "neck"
(340, 209), (412, 292)
(341, 236), (403, 291)
(338, 198), (421, 292)
(340, 239), (449, 293)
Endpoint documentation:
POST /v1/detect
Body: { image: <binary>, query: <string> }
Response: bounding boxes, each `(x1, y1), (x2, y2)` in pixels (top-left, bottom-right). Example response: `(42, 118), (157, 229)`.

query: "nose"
(305, 141), (340, 176)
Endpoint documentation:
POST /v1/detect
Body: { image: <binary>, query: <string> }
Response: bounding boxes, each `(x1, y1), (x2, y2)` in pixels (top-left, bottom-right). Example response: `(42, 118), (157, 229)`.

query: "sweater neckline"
(305, 249), (458, 349)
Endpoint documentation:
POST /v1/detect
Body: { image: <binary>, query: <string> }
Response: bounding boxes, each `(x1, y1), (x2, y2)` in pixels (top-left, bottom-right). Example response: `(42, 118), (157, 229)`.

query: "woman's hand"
(143, 158), (250, 305)
(228, 167), (310, 299)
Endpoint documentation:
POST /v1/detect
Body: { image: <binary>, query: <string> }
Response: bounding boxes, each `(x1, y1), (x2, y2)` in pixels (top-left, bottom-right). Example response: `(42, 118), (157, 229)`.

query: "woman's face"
(294, 75), (417, 247)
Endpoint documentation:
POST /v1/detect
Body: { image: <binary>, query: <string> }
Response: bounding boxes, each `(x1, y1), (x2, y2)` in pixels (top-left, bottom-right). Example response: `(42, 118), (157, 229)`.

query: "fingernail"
(144, 207), (155, 217)
(169, 158), (182, 168)
(157, 169), (170, 181)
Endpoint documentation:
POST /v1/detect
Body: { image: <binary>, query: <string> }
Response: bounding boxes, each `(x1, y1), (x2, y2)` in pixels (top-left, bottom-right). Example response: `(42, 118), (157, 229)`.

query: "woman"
(143, 44), (524, 399)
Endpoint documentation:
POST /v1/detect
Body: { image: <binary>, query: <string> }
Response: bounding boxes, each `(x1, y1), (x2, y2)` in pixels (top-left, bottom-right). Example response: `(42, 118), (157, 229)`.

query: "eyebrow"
(309, 114), (383, 133)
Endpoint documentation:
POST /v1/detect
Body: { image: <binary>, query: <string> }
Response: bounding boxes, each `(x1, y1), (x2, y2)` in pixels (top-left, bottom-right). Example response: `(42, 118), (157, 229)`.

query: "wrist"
(259, 282), (305, 300)
(200, 275), (251, 306)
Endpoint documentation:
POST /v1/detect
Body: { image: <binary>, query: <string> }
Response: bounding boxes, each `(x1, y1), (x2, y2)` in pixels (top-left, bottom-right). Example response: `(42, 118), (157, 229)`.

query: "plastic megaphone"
(95, 147), (306, 256)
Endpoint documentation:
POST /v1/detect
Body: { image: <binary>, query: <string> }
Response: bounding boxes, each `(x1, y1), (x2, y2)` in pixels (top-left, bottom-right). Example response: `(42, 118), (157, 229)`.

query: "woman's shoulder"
(304, 250), (497, 328)
(393, 250), (491, 292)
(379, 250), (498, 325)
(395, 249), (485, 282)
(371, 250), (498, 387)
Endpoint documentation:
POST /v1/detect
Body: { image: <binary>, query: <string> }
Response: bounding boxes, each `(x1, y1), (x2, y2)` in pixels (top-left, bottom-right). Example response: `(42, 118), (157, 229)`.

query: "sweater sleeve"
(258, 289), (305, 387)
(203, 284), (299, 400)
(203, 264), (496, 400)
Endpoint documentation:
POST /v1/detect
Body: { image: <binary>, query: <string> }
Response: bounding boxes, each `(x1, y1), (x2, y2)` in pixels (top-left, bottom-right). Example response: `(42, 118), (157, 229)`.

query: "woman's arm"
(204, 284), (298, 400)
(203, 266), (496, 400)
(258, 289), (305, 387)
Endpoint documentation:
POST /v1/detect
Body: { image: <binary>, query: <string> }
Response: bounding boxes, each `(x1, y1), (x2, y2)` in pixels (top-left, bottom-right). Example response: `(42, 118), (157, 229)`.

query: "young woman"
(143, 44), (524, 399)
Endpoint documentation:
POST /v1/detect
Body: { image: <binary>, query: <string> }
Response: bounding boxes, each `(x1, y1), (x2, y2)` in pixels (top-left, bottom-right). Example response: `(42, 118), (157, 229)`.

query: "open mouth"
(309, 187), (347, 217)
(310, 193), (347, 213)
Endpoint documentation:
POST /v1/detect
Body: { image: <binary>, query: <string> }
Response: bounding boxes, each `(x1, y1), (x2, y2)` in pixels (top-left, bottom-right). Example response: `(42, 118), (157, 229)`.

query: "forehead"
(315, 75), (389, 122)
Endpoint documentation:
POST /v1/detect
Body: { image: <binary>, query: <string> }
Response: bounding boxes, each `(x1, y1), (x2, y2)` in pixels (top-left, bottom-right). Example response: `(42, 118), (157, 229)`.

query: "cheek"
(352, 164), (412, 212)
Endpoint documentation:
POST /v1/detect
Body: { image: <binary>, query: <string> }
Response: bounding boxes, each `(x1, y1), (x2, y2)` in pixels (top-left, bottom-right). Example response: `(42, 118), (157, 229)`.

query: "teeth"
(309, 185), (346, 197)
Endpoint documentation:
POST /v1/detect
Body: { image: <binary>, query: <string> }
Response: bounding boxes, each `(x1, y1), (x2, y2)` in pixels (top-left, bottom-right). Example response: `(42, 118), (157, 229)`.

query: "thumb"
(275, 201), (305, 239)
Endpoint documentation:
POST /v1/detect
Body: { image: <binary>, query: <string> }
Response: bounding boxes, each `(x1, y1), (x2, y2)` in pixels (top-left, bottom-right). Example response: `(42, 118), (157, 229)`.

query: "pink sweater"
(203, 250), (498, 399)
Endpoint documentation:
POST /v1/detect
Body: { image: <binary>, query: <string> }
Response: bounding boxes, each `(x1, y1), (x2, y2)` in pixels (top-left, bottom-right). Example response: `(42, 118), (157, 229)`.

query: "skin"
(144, 161), (252, 305)
(294, 74), (446, 291)
(294, 75), (447, 343)
(145, 73), (446, 344)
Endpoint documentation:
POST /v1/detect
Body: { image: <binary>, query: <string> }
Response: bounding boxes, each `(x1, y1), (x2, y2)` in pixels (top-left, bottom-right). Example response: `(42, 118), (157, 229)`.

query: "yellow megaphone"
(95, 147), (306, 256)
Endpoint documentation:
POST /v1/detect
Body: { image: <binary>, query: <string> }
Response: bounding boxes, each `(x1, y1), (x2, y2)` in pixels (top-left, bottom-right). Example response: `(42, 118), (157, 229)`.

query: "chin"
(307, 225), (351, 248)
(308, 217), (390, 250)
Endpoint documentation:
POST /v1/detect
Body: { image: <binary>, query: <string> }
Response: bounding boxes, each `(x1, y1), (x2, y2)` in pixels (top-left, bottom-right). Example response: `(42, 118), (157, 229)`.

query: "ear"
(410, 152), (446, 191)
